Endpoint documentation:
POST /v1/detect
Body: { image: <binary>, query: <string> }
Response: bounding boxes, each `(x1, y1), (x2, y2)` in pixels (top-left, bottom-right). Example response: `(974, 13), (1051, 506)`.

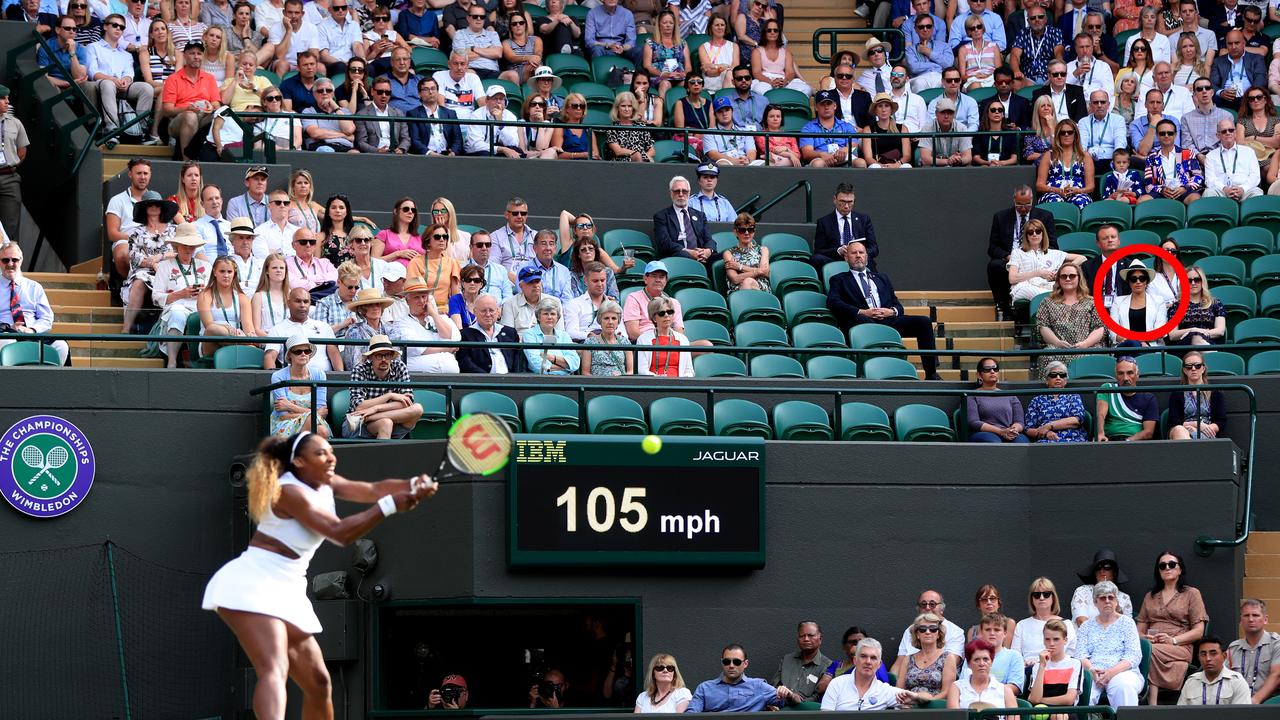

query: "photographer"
(427, 674), (469, 710)
(528, 668), (570, 708)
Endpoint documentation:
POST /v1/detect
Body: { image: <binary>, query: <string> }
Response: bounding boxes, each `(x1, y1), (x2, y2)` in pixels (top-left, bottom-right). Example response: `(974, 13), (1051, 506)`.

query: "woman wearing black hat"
(121, 190), (180, 334)
(1070, 549), (1134, 626)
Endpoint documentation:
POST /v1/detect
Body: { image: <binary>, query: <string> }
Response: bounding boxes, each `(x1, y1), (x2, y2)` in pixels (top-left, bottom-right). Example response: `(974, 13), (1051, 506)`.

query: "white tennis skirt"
(202, 546), (323, 634)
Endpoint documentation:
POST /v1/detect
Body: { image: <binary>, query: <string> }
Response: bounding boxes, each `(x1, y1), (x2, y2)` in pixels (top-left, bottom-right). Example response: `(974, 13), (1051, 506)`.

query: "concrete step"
(943, 321), (1016, 338)
(71, 257), (102, 274)
(27, 272), (98, 290)
(52, 322), (121, 335)
(47, 288), (110, 306)
(900, 291), (993, 306)
(1243, 578), (1280, 597)
(936, 306), (996, 323)
(1249, 532), (1280, 554)
(1245, 553), (1280, 577)
(70, 343), (150, 356)
(53, 305), (124, 323)
(71, 355), (164, 368)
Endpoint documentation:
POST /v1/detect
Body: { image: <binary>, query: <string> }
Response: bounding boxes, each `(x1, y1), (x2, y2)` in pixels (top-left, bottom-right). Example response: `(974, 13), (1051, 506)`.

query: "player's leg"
(286, 622), (335, 720)
(217, 608), (291, 720)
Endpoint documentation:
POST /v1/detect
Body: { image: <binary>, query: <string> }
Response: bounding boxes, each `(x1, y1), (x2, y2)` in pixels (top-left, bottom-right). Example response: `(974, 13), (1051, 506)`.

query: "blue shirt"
(691, 193), (736, 223)
(395, 7), (438, 40)
(585, 4), (637, 50)
(467, 258), (514, 299)
(37, 43), (88, 82)
(270, 366), (328, 408)
(799, 118), (857, 151)
(387, 72), (421, 114)
(904, 37), (953, 75)
(949, 8), (1006, 50)
(1129, 116), (1179, 153)
(688, 676), (783, 713)
(729, 91), (768, 128)
(1080, 112), (1127, 160)
(279, 74), (318, 112)
(903, 12), (947, 45)
(959, 647), (1025, 692)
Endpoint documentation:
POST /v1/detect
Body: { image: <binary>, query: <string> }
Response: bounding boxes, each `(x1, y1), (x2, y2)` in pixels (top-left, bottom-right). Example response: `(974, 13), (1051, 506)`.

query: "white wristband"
(377, 494), (397, 517)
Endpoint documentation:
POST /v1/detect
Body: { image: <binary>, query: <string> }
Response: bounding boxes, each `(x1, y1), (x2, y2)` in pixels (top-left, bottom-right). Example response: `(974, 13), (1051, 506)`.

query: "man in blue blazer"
(1210, 31), (1267, 110)
(652, 175), (715, 264)
(407, 78), (464, 156)
(810, 182), (878, 270)
(457, 294), (527, 373)
(827, 241), (941, 379)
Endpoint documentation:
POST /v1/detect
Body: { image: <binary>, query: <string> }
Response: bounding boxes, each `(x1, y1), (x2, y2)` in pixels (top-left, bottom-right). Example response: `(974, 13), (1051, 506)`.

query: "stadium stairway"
(1245, 532), (1280, 633)
(34, 264), (164, 368)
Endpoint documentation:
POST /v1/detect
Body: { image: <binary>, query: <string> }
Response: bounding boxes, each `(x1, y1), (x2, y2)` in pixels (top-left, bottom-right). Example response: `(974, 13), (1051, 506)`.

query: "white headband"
(290, 431), (311, 460)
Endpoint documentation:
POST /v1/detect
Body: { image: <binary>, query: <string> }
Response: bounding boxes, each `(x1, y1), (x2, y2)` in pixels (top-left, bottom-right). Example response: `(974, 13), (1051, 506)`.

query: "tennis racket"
(411, 413), (513, 490)
(36, 447), (69, 486)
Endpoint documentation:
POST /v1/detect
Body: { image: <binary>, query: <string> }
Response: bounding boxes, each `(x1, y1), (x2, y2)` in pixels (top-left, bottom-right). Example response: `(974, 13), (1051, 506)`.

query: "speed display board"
(507, 436), (765, 568)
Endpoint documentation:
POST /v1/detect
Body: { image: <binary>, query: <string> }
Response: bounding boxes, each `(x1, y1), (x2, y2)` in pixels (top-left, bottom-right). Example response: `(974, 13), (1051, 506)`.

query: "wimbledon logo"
(0, 415), (96, 518)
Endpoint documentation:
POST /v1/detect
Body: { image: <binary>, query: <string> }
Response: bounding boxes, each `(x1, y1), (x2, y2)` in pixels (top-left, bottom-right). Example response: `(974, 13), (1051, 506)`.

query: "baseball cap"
(518, 264), (543, 282)
(935, 97), (957, 113)
(442, 674), (468, 689)
(643, 260), (669, 275)
(244, 165), (269, 179)
(381, 263), (406, 282)
(814, 89), (837, 104)
(712, 96), (732, 111)
(485, 84), (508, 97)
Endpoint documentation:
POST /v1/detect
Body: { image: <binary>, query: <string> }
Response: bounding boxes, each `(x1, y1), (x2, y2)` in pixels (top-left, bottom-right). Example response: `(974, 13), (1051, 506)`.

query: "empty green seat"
(411, 46), (448, 72)
(750, 354), (806, 378)
(1069, 355), (1116, 380)
(849, 324), (905, 366)
(683, 318), (732, 345)
(1220, 226), (1274, 266)
(587, 395), (648, 435)
(1119, 229), (1161, 249)
(783, 290), (837, 326)
(728, 289), (785, 326)
(459, 391), (521, 433)
(409, 390), (450, 439)
(761, 232), (811, 261)
(0, 341), (59, 366)
(1187, 197), (1240, 237)
(1250, 254), (1280, 293)
(1202, 351), (1246, 376)
(712, 231), (737, 253)
(839, 402), (892, 441)
(1169, 228), (1219, 263)
(184, 311), (213, 368)
(1240, 195), (1280, 236)
(893, 404), (956, 442)
(1247, 349), (1280, 374)
(1196, 255), (1247, 286)
(694, 353), (747, 377)
(1056, 231), (1099, 259)
(662, 255), (712, 292)
(733, 320), (789, 349)
(327, 389), (350, 436)
(522, 393), (581, 434)
(1262, 286), (1280, 318)
(1036, 201), (1080, 235)
(654, 139), (691, 163)
(601, 228), (655, 260)
(791, 322), (846, 349)
(769, 259), (823, 297)
(591, 55), (634, 84)
(675, 288), (731, 326)
(712, 398), (772, 438)
(648, 397), (708, 435)
(1214, 285), (1257, 331)
(213, 345), (265, 369)
(764, 87), (811, 112)
(806, 355), (858, 379)
(1081, 199), (1132, 231)
(771, 400), (833, 440)
(1135, 352), (1180, 378)
(1234, 317), (1280, 345)
(545, 53), (592, 84)
(1133, 198), (1186, 237)
(821, 260), (850, 291)
(862, 356), (919, 380)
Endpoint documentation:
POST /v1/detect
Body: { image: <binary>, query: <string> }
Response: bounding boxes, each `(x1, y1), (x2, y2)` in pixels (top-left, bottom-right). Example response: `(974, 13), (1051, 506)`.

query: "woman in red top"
(168, 160), (205, 224)
(636, 296), (693, 377)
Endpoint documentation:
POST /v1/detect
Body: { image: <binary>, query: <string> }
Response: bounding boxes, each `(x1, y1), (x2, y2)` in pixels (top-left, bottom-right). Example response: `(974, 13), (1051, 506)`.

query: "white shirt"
(463, 106), (520, 154)
(432, 69), (486, 112)
(1160, 84), (1194, 121)
(1080, 111), (1127, 160)
(418, 104), (449, 153)
(891, 89), (927, 132)
(373, 105), (392, 148)
(857, 64), (892, 93)
(194, 214), (231, 261)
(230, 252), (262, 295)
(357, 257), (396, 290)
(122, 12), (149, 48)
(898, 618), (966, 657)
(1124, 31), (1171, 64)
(255, 0), (284, 31)
(1205, 143), (1260, 194)
(86, 38), (135, 79)
(472, 321), (511, 374)
(253, 219), (300, 259)
(1050, 87), (1072, 121)
(0, 274), (55, 332)
(318, 17), (362, 63)
(1011, 616), (1078, 661)
(107, 187), (145, 242)
(850, 269), (881, 308)
(820, 675), (898, 711)
(268, 317), (335, 371)
(268, 20), (322, 67)
(564, 292), (606, 341)
(1066, 57), (1114, 99)
(151, 256), (212, 309)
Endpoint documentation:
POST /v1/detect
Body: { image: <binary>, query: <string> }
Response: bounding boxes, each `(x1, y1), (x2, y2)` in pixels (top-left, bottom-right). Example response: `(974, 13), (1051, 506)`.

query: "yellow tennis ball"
(642, 435), (662, 454)
(1029, 704), (1050, 720)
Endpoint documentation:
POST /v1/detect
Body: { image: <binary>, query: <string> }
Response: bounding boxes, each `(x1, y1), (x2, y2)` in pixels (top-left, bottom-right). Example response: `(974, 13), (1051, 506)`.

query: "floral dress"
(726, 244), (770, 293)
(903, 651), (949, 696)
(321, 233), (352, 266)
(124, 224), (177, 292)
(606, 122), (655, 160)
(1036, 298), (1104, 377)
(1023, 134), (1051, 163)
(583, 332), (630, 376)
(269, 367), (328, 437)
(1023, 393), (1088, 443)
(1177, 299), (1225, 343)
(738, 15), (761, 61)
(1040, 156), (1094, 208)
(648, 39), (687, 77)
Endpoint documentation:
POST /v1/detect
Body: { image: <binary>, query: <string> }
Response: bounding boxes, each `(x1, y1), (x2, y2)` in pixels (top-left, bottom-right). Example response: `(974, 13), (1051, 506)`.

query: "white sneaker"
(854, 4), (870, 17)
(346, 413), (364, 436)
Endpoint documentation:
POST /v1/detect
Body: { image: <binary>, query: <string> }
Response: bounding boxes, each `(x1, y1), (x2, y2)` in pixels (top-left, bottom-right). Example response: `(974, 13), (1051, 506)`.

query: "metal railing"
(973, 708), (1117, 720)
(6, 30), (103, 176)
(737, 180), (813, 222)
(812, 26), (908, 64)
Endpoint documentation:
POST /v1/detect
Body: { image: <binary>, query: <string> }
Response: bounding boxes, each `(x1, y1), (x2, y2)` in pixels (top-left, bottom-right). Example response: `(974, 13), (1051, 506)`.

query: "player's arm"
(279, 481), (434, 544)
(331, 474), (432, 502)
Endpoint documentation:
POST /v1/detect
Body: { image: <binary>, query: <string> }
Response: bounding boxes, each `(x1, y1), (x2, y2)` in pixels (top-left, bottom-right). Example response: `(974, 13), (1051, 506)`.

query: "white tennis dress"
(202, 472), (334, 634)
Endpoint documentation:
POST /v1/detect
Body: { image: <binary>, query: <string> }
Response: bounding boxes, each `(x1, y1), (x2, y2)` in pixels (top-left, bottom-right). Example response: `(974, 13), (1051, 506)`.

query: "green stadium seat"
(584, 107), (611, 128)
(807, 355), (858, 379)
(769, 259), (823, 297)
(212, 345), (265, 369)
(254, 68), (281, 85)
(772, 400), (833, 440)
(920, 87), (943, 104)
(1264, 695), (1280, 705)
(545, 53), (592, 85)
(685, 33), (709, 72)
(894, 404), (956, 442)
(1057, 231), (1099, 259)
(764, 87), (811, 113)
(563, 4), (587, 21)
(712, 231), (738, 253)
(1028, 291), (1050, 323)
(1214, 285), (1257, 331)
(750, 354), (806, 378)
(1202, 351), (1246, 376)
(781, 113), (808, 132)
(327, 389), (350, 436)
(1069, 355), (1116, 380)
(728, 289), (786, 326)
(522, 393), (581, 434)
(0, 341), (59, 366)
(1133, 198), (1186, 237)
(839, 402), (892, 441)
(648, 397), (708, 435)
(1196, 255), (1247, 286)
(1186, 197), (1240, 237)
(1247, 350), (1280, 374)
(791, 322), (846, 349)
(683, 318), (732, 345)
(662, 255), (712, 292)
(821, 260), (850, 290)
(733, 320), (790, 350)
(761, 232), (811, 262)
(591, 55), (634, 84)
(587, 395), (648, 435)
(1220, 226), (1275, 266)
(848, 324), (905, 366)
(1241, 195), (1280, 236)
(1080, 199), (1132, 231)
(571, 80), (615, 103)
(489, 78), (525, 103)
(712, 398), (772, 438)
(411, 46), (448, 73)
(1233, 317), (1280, 347)
(783, 290), (837, 327)
(654, 139), (691, 163)
(459, 391), (521, 433)
(965, 85), (997, 103)
(1168, 228), (1219, 264)
(675, 288), (731, 326)
(1036, 201), (1080, 235)
(458, 223), (484, 235)
(1135, 352), (1180, 378)
(601, 228), (655, 260)
(1251, 254), (1280, 293)
(1262, 286), (1280, 318)
(694, 353), (747, 377)
(523, 2), (549, 18)
(184, 311), (213, 368)
(409, 390), (449, 439)
(862, 356), (919, 380)
(1119, 229), (1161, 249)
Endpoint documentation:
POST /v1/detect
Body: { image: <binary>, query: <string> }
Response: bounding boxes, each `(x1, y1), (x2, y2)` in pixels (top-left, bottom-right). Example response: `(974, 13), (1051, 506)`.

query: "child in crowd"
(1101, 148), (1142, 204)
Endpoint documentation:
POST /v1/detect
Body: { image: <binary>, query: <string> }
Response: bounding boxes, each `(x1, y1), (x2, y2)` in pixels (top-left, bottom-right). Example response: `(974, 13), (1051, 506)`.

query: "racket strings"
(444, 413), (513, 477)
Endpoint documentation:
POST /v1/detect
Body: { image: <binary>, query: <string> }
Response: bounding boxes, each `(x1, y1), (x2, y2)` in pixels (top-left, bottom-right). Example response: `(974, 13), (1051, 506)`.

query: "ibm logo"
(515, 440), (568, 464)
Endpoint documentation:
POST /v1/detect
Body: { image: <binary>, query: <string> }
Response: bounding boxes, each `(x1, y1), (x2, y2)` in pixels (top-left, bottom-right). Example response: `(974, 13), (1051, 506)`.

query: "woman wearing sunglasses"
(1137, 551), (1207, 704)
(1071, 549), (1133, 626)
(1165, 350), (1226, 439)
(724, 212), (770, 293)
(965, 357), (1029, 443)
(1023, 361), (1088, 443)
(1012, 578), (1076, 665)
(1107, 260), (1169, 347)
(407, 223), (462, 313)
(1035, 264), (1105, 378)
(893, 613), (956, 707)
(1007, 219), (1085, 302)
(1166, 265), (1225, 344)
(635, 654), (691, 713)
(1036, 119), (1095, 209)
(966, 586), (1017, 644)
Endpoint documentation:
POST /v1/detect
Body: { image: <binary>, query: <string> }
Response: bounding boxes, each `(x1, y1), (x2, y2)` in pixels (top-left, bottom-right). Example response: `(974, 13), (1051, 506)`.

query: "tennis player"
(202, 431), (437, 719)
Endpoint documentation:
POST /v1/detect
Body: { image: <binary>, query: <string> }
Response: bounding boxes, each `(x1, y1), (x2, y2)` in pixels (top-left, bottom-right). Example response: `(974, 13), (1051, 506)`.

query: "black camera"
(537, 681), (562, 701)
(440, 685), (463, 704)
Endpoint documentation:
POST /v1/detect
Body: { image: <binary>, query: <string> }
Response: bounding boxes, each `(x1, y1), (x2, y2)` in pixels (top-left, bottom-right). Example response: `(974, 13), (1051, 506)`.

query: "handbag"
(118, 98), (143, 138)
(309, 280), (337, 303)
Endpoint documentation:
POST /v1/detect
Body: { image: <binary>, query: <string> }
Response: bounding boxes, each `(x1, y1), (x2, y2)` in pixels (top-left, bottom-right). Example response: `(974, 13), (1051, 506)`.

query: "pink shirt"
(286, 254), (338, 290)
(622, 289), (684, 335)
(376, 229), (425, 268)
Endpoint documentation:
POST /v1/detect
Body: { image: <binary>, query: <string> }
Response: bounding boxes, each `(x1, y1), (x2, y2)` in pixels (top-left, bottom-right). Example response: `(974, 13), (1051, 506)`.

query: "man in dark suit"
(827, 241), (941, 379)
(457, 294), (527, 373)
(5, 0), (56, 36)
(1030, 60), (1087, 121)
(981, 66), (1032, 129)
(1210, 31), (1267, 109)
(987, 185), (1059, 315)
(831, 63), (873, 129)
(1055, 0), (1090, 47)
(810, 182), (878, 270)
(653, 176), (715, 264)
(1081, 223), (1135, 309)
(354, 77), (411, 153)
(407, 77), (463, 155)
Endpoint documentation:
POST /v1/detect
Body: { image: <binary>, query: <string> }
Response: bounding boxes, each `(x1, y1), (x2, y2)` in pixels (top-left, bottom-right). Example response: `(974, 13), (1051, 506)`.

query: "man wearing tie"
(407, 77), (463, 156)
(193, 184), (231, 260)
(827, 241), (941, 380)
(810, 183), (878, 270)
(986, 185), (1057, 316)
(1081, 224), (1134, 311)
(652, 176), (715, 264)
(0, 242), (69, 365)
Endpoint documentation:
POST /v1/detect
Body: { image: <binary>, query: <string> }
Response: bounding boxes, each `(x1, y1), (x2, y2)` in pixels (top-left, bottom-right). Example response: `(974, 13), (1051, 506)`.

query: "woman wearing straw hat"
(862, 93), (911, 169)
(1107, 260), (1168, 347)
(395, 277), (460, 373)
(121, 190), (180, 334)
(151, 222), (213, 367)
(344, 334), (424, 439)
(343, 287), (399, 370)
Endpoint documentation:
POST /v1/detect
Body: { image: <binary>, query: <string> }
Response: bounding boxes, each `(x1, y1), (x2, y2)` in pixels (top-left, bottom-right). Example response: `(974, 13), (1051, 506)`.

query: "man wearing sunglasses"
(300, 76), (357, 152)
(1008, 6), (1062, 88)
(355, 76), (411, 154)
(464, 231), (512, 300)
(0, 242), (68, 366)
(453, 3), (502, 79)
(37, 14), (88, 91)
(85, 13), (157, 141)
(903, 13), (952, 91)
(255, 189), (302, 257)
(1030, 59), (1086, 122)
(887, 64), (927, 131)
(317, 0), (363, 77)
(688, 645), (785, 712)
(896, 591), (966, 658)
(1181, 79), (1233, 162)
(978, 66), (1030, 130)
(408, 77), (464, 155)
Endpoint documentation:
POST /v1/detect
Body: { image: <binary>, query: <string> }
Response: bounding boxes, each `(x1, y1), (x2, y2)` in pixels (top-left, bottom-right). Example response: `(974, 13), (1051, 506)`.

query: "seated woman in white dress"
(152, 223), (213, 367)
(393, 276), (459, 373)
(1007, 219), (1087, 302)
(1011, 577), (1077, 665)
(947, 639), (1016, 712)
(1071, 548), (1135, 626)
(635, 653), (692, 713)
(198, 255), (259, 357)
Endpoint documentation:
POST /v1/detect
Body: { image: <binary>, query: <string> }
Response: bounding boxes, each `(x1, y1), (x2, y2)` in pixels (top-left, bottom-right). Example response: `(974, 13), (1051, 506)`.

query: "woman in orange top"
(407, 223), (461, 312)
(168, 160), (205, 224)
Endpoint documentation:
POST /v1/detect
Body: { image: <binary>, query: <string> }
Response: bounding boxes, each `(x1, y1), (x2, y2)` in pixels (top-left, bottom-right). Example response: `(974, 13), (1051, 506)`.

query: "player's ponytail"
(246, 434), (299, 521)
